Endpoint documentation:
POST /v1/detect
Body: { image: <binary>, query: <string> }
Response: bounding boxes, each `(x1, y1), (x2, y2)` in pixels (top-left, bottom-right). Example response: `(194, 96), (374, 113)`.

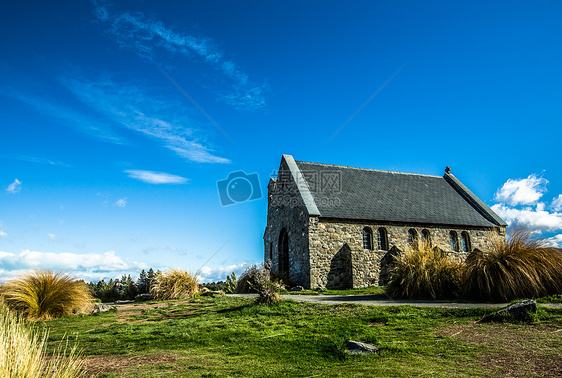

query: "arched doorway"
(278, 228), (289, 277)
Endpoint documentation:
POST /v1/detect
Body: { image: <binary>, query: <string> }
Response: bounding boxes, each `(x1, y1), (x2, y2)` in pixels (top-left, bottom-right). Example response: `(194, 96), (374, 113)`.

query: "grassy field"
(40, 296), (562, 377)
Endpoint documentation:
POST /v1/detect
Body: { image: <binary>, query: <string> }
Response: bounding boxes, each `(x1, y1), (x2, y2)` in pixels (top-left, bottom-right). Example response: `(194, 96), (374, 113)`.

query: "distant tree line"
(88, 269), (239, 302)
(88, 268), (159, 302)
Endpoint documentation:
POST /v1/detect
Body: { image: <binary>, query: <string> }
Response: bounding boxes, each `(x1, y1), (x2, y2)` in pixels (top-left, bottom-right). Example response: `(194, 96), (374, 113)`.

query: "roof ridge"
(295, 160), (442, 178)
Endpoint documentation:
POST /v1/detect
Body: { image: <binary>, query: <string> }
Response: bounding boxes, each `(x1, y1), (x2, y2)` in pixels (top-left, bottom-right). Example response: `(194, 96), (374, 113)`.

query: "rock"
(496, 300), (538, 318)
(290, 286), (304, 292)
(482, 300), (538, 322)
(346, 341), (379, 354)
(91, 303), (115, 314)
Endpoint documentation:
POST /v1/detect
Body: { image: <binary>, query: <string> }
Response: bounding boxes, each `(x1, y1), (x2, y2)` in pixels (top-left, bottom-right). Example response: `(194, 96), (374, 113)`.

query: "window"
(461, 232), (471, 252)
(278, 228), (289, 275)
(377, 227), (388, 250)
(363, 227), (373, 250)
(449, 231), (459, 252)
(408, 229), (418, 246)
(421, 229), (431, 246)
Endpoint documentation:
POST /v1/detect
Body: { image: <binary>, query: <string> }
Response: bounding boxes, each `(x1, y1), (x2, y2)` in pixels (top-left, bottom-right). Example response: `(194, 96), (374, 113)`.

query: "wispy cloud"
(6, 89), (122, 144)
(545, 234), (562, 248)
(60, 76), (229, 163)
(0, 250), (148, 283)
(0, 231), (8, 239)
(3, 154), (71, 167)
(115, 198), (127, 208)
(6, 179), (22, 194)
(494, 174), (548, 206)
(551, 194), (562, 212)
(92, 0), (268, 111)
(125, 170), (188, 184)
(47, 233), (56, 241)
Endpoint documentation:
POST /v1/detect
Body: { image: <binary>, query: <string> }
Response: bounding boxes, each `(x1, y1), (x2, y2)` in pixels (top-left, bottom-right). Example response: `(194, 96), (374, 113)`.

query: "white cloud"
(545, 234), (562, 248)
(551, 194), (562, 212)
(0, 250), (148, 283)
(92, 1), (268, 111)
(125, 170), (188, 184)
(6, 179), (22, 194)
(0, 230), (8, 239)
(494, 174), (548, 206)
(47, 233), (56, 241)
(491, 203), (562, 232)
(197, 262), (250, 283)
(115, 198), (127, 208)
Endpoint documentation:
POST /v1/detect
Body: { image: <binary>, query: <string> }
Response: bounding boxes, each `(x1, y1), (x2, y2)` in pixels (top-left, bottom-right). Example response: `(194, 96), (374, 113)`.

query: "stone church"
(263, 154), (507, 289)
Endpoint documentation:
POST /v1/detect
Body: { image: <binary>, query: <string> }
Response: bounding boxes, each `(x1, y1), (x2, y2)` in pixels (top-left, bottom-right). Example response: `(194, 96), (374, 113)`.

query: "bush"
(386, 242), (462, 299)
(462, 229), (562, 302)
(0, 301), (84, 377)
(150, 269), (199, 300)
(0, 270), (93, 320)
(237, 263), (281, 305)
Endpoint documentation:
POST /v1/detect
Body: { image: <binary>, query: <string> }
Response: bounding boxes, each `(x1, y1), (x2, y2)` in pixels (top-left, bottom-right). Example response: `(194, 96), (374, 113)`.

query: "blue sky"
(1, 1), (562, 283)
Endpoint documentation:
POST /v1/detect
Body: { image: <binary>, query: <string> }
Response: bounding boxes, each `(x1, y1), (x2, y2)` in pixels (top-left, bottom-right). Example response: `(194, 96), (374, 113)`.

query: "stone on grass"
(91, 303), (115, 314)
(346, 341), (379, 354)
(482, 300), (538, 322)
(290, 286), (304, 292)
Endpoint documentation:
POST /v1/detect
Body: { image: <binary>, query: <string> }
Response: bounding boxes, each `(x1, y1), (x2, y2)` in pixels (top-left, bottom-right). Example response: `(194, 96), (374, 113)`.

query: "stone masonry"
(263, 155), (508, 289)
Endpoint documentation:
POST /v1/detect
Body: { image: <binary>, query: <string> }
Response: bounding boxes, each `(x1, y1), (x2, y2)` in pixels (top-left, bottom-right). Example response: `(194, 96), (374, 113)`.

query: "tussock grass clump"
(150, 269), (199, 300)
(0, 301), (84, 377)
(462, 229), (562, 302)
(0, 270), (93, 320)
(386, 242), (462, 300)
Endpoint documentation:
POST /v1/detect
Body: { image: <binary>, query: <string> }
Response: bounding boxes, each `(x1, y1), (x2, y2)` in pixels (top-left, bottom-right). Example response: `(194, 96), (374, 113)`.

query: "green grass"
(40, 296), (562, 377)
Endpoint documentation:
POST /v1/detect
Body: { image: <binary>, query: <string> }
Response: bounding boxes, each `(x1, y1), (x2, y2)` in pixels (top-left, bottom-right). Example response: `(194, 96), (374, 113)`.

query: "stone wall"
(263, 159), (311, 287)
(308, 219), (506, 288)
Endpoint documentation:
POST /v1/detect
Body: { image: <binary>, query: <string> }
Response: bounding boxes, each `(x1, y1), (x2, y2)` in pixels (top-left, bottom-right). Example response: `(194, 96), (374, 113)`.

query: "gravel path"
(228, 293), (562, 309)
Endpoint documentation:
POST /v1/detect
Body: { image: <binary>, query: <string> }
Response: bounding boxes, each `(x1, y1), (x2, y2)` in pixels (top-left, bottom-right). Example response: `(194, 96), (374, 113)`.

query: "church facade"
(263, 155), (507, 289)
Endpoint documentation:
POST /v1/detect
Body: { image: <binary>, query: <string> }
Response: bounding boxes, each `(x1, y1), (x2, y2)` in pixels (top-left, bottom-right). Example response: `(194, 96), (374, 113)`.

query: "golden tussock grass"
(0, 301), (85, 377)
(462, 229), (562, 302)
(386, 241), (463, 300)
(150, 269), (199, 300)
(0, 270), (93, 320)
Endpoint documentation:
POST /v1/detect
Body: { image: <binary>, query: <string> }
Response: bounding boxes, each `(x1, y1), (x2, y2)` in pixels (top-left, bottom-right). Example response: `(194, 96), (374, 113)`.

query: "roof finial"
(445, 166), (451, 174)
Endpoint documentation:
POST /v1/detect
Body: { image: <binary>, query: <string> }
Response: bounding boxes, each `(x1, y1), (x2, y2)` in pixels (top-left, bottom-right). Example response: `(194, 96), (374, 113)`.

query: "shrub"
(386, 242), (462, 299)
(0, 301), (84, 377)
(0, 270), (93, 320)
(150, 269), (199, 300)
(237, 263), (281, 304)
(462, 229), (562, 302)
(236, 263), (286, 294)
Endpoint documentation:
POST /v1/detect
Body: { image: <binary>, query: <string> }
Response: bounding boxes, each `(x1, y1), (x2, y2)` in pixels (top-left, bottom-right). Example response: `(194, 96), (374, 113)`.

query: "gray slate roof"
(291, 158), (506, 228)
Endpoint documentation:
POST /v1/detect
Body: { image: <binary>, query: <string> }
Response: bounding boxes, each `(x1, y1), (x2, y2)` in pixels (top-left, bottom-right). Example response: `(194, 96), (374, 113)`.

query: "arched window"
(421, 229), (431, 246)
(377, 227), (388, 251)
(363, 227), (373, 250)
(278, 228), (289, 275)
(408, 229), (418, 246)
(461, 232), (471, 252)
(449, 231), (459, 252)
